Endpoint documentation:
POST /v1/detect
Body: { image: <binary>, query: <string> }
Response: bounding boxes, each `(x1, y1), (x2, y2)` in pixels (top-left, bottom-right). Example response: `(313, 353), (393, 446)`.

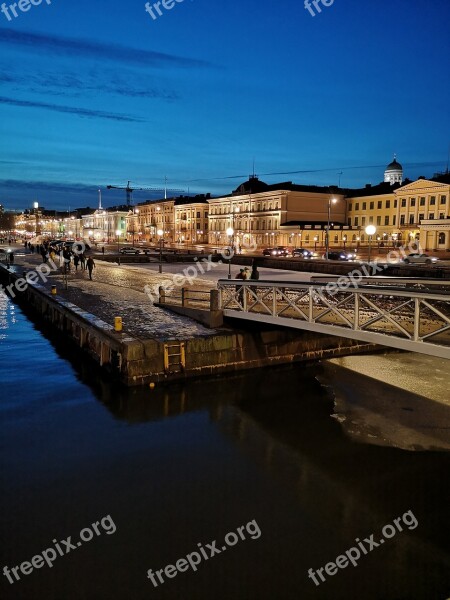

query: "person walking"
(250, 262), (260, 281)
(235, 268), (246, 306)
(80, 253), (86, 270)
(73, 254), (80, 271)
(86, 256), (95, 280)
(101, 246), (105, 255)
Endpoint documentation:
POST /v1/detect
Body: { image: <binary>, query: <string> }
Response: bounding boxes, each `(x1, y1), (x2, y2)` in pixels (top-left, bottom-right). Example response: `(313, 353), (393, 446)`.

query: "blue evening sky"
(0, 0), (449, 209)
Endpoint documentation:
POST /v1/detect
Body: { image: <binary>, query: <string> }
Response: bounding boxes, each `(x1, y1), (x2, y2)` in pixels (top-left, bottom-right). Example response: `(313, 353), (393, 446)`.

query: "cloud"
(0, 28), (212, 69)
(0, 96), (144, 122)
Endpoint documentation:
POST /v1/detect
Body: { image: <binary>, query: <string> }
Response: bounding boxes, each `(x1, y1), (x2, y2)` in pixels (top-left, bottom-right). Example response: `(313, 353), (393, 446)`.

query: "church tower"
(384, 155), (403, 185)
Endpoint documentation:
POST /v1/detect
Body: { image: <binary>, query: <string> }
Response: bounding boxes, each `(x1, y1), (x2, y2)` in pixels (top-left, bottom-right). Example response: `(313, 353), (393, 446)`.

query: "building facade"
(207, 177), (347, 249)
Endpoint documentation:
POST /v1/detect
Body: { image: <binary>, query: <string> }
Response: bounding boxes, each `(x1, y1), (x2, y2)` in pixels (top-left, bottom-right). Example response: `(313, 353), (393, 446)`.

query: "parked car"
(323, 251), (356, 261)
(119, 247), (141, 255)
(292, 248), (314, 259)
(403, 253), (438, 265)
(262, 246), (291, 257)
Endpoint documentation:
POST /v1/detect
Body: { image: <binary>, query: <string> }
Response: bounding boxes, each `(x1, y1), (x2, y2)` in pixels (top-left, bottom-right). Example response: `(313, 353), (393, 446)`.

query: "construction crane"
(106, 179), (185, 206)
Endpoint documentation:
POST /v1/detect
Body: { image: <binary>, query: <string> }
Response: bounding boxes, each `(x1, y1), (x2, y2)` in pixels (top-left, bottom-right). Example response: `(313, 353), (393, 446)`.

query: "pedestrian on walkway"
(74, 254), (80, 271)
(101, 246), (105, 255)
(86, 257), (95, 280)
(80, 254), (86, 270)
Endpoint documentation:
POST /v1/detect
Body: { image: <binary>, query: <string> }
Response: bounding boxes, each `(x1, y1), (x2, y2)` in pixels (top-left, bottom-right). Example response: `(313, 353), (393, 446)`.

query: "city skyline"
(1, 0), (449, 209)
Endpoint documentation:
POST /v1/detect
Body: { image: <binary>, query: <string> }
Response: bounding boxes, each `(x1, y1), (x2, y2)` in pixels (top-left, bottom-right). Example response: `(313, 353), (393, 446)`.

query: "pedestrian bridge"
(217, 278), (450, 359)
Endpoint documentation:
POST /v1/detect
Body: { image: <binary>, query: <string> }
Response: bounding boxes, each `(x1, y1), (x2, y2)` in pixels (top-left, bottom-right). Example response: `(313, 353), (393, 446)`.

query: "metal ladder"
(164, 342), (186, 373)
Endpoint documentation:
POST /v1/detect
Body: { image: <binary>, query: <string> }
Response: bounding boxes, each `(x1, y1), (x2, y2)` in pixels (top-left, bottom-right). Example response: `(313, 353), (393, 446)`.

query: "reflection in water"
(1, 294), (450, 600)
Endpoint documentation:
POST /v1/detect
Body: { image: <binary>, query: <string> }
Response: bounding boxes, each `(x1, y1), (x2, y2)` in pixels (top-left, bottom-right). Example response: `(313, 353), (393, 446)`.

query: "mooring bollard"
(114, 316), (123, 332)
(51, 285), (57, 295)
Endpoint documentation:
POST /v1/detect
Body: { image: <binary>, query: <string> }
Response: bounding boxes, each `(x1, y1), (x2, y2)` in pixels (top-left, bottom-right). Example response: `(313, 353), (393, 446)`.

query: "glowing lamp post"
(325, 198), (337, 259)
(226, 226), (234, 279)
(116, 229), (121, 265)
(365, 224), (377, 263)
(157, 229), (164, 273)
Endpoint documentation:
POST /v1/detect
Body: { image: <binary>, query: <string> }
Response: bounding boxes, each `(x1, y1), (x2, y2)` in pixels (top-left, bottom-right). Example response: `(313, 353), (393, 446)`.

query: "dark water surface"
(0, 293), (449, 600)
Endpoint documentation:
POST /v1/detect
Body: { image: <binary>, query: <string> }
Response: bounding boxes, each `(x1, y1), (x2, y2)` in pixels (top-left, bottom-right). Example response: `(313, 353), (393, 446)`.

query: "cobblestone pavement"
(10, 251), (217, 340)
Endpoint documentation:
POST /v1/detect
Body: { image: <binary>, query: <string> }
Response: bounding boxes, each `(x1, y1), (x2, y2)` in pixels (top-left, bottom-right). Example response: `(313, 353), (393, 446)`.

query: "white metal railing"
(217, 279), (450, 359)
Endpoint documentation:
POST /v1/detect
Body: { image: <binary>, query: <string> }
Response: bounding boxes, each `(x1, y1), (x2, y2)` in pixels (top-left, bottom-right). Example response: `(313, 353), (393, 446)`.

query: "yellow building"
(129, 195), (210, 245)
(347, 177), (450, 251)
(207, 177), (346, 250)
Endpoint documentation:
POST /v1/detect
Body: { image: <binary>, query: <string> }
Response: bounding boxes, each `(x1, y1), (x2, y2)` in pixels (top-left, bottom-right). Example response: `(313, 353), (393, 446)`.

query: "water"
(0, 293), (449, 600)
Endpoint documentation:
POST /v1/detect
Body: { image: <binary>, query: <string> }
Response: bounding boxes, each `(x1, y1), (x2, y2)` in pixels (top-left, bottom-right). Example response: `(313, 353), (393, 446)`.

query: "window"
(438, 232), (446, 244)
(197, 222), (200, 230)
(420, 197), (425, 206)
(409, 214), (415, 224)
(441, 195), (447, 204)
(430, 197), (436, 206)
(401, 199), (406, 207)
(352, 234), (357, 241)
(376, 216), (381, 225)
(305, 234), (310, 243)
(334, 235), (338, 243)
(362, 202), (367, 210)
(429, 213), (434, 220)
(205, 211), (208, 217)
(378, 201), (382, 209)
(400, 215), (405, 225)
(410, 198), (416, 207)
(440, 213), (445, 219)
(394, 199), (398, 208)
(348, 205), (352, 211)
(347, 218), (351, 226)
(354, 217), (359, 226)
(419, 213), (424, 221)
(393, 215), (396, 225)
(362, 216), (366, 226)
(386, 200), (390, 209)
(370, 201), (374, 210)
(384, 216), (389, 226)
(355, 203), (359, 210)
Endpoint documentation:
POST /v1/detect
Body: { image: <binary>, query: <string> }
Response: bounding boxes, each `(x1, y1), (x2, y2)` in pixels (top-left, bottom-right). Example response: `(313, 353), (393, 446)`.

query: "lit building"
(82, 209), (128, 243)
(207, 177), (347, 249)
(384, 156), (403, 185)
(129, 195), (210, 245)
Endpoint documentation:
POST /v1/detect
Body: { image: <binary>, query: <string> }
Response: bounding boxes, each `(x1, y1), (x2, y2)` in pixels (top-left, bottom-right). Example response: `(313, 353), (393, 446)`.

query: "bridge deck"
(217, 279), (450, 359)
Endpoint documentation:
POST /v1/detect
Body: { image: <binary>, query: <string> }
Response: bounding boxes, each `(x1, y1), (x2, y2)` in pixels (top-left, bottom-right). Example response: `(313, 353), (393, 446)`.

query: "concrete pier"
(0, 256), (377, 386)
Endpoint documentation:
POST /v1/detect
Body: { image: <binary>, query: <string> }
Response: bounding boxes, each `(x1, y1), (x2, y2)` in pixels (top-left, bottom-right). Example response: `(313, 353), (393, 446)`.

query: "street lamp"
(325, 198), (337, 259)
(226, 226), (234, 279)
(157, 228), (164, 273)
(365, 224), (377, 263)
(314, 235), (319, 251)
(116, 228), (121, 265)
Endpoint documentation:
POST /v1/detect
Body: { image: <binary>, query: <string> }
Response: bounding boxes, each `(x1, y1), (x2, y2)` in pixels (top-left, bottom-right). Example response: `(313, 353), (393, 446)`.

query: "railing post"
(210, 289), (220, 311)
(243, 283), (248, 312)
(413, 297), (420, 341)
(309, 286), (314, 322)
(182, 287), (189, 307)
(159, 286), (166, 304)
(353, 292), (359, 330)
(272, 287), (277, 316)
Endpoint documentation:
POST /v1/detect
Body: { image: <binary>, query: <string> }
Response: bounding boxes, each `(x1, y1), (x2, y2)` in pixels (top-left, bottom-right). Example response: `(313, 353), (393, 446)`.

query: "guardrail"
(217, 279), (450, 359)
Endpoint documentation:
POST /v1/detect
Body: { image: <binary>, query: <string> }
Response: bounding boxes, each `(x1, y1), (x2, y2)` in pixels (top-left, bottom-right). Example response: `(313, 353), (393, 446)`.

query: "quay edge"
(0, 264), (378, 386)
